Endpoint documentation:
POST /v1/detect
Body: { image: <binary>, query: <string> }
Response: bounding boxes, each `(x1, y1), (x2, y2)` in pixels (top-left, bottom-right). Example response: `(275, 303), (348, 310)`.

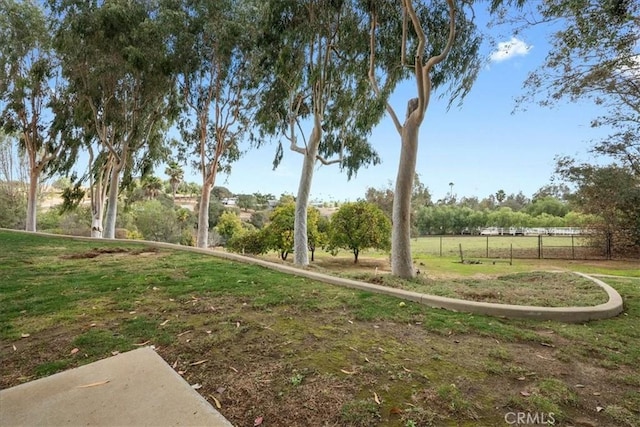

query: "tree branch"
(404, 0), (426, 119)
(368, 11), (403, 135)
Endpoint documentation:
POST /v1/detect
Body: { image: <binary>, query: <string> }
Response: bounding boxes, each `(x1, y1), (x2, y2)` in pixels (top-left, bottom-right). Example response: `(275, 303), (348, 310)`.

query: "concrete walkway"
(0, 347), (232, 427)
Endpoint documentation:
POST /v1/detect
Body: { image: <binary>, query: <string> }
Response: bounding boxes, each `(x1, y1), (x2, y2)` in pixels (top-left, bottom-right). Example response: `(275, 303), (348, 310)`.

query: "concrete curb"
(5, 231), (626, 323)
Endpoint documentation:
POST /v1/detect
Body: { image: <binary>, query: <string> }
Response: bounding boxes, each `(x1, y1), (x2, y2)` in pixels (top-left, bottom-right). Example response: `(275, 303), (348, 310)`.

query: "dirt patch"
(60, 246), (159, 260)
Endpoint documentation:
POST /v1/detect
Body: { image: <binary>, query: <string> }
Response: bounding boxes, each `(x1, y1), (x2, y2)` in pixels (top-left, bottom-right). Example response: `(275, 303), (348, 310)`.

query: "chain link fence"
(416, 234), (627, 260)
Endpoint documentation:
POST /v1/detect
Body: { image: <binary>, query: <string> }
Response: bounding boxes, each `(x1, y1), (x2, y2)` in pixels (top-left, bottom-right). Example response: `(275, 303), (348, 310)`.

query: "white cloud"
(490, 37), (533, 62)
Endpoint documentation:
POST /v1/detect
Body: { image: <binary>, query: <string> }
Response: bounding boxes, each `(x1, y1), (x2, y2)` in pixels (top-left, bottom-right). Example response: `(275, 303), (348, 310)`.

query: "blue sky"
(175, 9), (610, 203)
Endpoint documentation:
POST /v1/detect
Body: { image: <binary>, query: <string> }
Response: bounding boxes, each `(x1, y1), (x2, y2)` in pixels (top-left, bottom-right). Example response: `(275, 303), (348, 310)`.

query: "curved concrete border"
(4, 231), (625, 323)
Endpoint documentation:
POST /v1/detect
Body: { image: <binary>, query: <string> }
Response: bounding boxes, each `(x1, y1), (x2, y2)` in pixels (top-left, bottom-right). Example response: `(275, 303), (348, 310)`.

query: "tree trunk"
(293, 127), (321, 267)
(25, 169), (38, 232)
(391, 117), (419, 278)
(91, 184), (105, 238)
(196, 181), (212, 248)
(103, 165), (121, 239)
(353, 248), (359, 263)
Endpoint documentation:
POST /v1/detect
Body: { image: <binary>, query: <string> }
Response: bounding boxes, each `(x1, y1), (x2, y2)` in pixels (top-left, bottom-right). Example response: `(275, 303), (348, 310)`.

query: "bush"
(227, 230), (268, 255)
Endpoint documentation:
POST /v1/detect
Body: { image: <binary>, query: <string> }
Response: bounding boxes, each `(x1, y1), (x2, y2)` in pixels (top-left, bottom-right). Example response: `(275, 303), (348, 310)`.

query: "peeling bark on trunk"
(103, 164), (122, 239)
(91, 179), (105, 238)
(391, 115), (419, 278)
(197, 182), (212, 248)
(293, 127), (321, 267)
(25, 170), (38, 232)
(91, 213), (103, 238)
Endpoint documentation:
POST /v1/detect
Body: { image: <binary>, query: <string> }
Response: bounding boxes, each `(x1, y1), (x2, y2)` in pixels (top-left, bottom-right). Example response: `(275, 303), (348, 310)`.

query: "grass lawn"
(1, 230), (639, 426)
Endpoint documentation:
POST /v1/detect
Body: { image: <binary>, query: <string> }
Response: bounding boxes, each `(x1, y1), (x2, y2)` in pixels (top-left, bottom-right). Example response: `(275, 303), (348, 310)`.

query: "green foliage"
(557, 160), (640, 255)
(328, 201), (391, 262)
(306, 207), (327, 261)
(60, 184), (86, 213)
(254, 0), (387, 177)
(206, 198), (225, 228)
(260, 202), (325, 261)
(526, 196), (569, 218)
(503, 1), (640, 173)
(237, 194), (257, 211)
(262, 202), (295, 260)
(227, 229), (269, 255)
(0, 183), (26, 229)
(249, 211), (269, 229)
(52, 0), (178, 237)
(164, 161), (183, 199)
(131, 200), (181, 243)
(215, 211), (244, 242)
(340, 399), (381, 426)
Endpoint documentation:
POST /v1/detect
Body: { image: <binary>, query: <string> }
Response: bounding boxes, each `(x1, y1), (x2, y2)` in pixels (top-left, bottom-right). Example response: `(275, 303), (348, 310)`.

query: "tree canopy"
(328, 201), (391, 263)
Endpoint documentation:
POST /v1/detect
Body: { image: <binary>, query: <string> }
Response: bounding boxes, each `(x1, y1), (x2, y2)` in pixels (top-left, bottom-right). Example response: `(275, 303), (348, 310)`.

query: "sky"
(170, 7), (611, 204)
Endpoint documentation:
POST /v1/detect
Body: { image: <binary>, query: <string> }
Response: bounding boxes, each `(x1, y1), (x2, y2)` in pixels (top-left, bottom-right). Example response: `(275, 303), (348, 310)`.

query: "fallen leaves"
(254, 416), (263, 426)
(70, 348), (79, 355)
(191, 383), (202, 390)
(134, 340), (151, 346)
(373, 392), (381, 405)
(160, 319), (170, 326)
(520, 391), (531, 397)
(340, 369), (356, 375)
(190, 359), (208, 366)
(535, 354), (554, 361)
(209, 395), (222, 409)
(77, 380), (110, 388)
(20, 333), (30, 338)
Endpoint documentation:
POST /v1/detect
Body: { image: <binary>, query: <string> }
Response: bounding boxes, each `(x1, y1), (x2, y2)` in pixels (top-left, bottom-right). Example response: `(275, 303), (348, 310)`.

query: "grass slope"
(1, 230), (639, 426)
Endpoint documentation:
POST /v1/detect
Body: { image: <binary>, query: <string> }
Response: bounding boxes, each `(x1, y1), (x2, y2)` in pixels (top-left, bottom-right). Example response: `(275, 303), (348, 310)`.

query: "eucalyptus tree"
(255, 0), (387, 267)
(0, 0), (69, 232)
(495, 0), (640, 174)
(52, 0), (177, 238)
(368, 0), (481, 277)
(168, 0), (259, 248)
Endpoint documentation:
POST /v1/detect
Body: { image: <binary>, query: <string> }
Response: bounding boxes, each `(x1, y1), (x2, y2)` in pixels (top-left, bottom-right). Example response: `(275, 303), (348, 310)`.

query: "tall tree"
(255, 0), (387, 267)
(556, 158), (640, 256)
(165, 161), (184, 201)
(499, 0), (640, 174)
(170, 0), (257, 248)
(0, 0), (68, 231)
(368, 0), (481, 277)
(53, 0), (177, 238)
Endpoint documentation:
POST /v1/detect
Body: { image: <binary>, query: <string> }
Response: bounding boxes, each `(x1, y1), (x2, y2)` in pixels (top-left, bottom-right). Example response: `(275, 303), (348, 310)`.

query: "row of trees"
(223, 201), (390, 263)
(1, 0), (638, 276)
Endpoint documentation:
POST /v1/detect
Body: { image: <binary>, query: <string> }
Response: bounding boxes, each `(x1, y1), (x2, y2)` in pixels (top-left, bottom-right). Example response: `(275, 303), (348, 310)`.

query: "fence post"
(571, 235), (575, 259)
(538, 235), (542, 259)
(510, 244), (513, 265)
(459, 243), (464, 263)
(440, 236), (443, 257)
(486, 236), (489, 258)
